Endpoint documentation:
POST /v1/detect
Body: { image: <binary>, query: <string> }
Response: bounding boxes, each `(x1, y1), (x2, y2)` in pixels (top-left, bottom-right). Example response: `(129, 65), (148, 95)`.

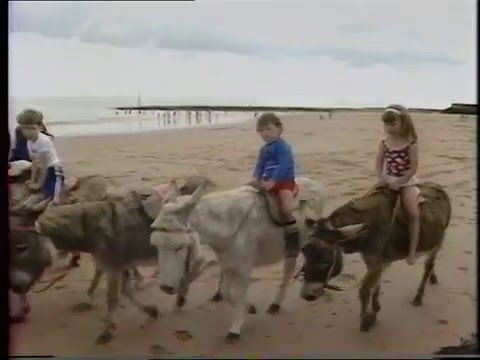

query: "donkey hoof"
(176, 296), (186, 309)
(144, 305), (159, 319)
(372, 302), (381, 312)
(360, 313), (376, 332)
(429, 274), (438, 285)
(267, 303), (280, 314)
(211, 292), (223, 302)
(411, 296), (423, 307)
(225, 332), (240, 343)
(247, 305), (257, 314)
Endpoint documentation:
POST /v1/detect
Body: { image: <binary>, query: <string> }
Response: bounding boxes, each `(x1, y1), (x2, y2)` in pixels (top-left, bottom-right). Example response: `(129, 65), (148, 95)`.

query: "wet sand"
(11, 111), (477, 357)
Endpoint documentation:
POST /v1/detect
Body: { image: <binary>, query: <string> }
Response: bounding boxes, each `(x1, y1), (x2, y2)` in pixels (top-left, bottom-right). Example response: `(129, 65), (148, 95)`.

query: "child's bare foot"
(406, 255), (416, 265)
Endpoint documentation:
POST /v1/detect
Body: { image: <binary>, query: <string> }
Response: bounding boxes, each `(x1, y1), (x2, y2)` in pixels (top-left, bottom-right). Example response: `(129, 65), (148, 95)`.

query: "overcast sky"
(8, 0), (476, 107)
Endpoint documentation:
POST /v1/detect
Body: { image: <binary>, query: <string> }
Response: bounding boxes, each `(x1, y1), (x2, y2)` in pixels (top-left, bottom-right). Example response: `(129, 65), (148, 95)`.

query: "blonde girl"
(375, 104), (420, 265)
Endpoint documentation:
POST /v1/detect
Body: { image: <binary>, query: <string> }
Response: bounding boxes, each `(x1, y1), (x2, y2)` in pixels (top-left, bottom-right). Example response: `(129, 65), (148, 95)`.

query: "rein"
(11, 225), (37, 233)
(323, 245), (339, 289)
(295, 245), (345, 292)
(33, 271), (71, 293)
(11, 225), (77, 294)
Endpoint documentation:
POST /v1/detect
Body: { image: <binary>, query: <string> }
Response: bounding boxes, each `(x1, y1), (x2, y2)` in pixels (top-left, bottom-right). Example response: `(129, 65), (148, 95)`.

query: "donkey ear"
(165, 179), (180, 202)
(337, 224), (369, 254)
(337, 223), (366, 238)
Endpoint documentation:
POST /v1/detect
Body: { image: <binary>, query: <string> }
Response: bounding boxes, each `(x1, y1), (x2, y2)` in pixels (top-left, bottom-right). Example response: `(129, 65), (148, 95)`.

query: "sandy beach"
(11, 111), (476, 357)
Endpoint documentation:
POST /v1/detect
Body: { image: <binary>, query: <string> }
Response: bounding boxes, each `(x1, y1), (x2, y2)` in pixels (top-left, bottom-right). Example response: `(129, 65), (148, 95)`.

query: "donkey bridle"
(295, 244), (341, 291)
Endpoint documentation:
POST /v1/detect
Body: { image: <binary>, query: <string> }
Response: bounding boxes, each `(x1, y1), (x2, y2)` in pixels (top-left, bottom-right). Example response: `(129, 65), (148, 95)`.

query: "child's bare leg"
(278, 190), (299, 258)
(402, 187), (420, 265)
(15, 193), (45, 212)
(32, 197), (52, 212)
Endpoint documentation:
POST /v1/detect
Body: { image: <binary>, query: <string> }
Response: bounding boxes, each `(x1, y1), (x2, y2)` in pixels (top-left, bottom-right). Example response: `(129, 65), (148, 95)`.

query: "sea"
(8, 96), (255, 138)
(8, 96), (306, 174)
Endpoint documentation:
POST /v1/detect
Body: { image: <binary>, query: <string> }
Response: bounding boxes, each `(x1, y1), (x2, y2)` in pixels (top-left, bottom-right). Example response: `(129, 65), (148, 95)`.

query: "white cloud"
(8, 0), (476, 107)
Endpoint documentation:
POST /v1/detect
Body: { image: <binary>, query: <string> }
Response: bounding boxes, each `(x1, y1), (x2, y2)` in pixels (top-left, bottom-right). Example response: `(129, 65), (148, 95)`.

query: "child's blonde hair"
(381, 104), (417, 142)
(256, 112), (283, 133)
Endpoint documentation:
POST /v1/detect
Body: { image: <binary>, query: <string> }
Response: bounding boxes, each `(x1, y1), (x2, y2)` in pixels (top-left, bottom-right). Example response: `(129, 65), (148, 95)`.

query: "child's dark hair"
(256, 112), (283, 132)
(381, 104), (417, 142)
(17, 108), (54, 139)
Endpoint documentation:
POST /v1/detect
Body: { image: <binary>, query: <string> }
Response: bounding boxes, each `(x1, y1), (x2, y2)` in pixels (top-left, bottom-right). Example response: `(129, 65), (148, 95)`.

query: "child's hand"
(388, 181), (402, 192)
(376, 173), (388, 184)
(260, 179), (275, 191)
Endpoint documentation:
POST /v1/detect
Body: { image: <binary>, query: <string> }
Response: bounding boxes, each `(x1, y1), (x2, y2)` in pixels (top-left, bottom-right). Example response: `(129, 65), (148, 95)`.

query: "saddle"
(252, 186), (301, 226)
(382, 184), (428, 226)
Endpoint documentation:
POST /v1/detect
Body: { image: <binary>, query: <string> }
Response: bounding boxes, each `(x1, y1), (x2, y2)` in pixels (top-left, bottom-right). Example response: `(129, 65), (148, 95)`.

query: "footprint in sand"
(457, 266), (469, 272)
(436, 319), (449, 326)
(149, 344), (174, 356)
(174, 330), (193, 342)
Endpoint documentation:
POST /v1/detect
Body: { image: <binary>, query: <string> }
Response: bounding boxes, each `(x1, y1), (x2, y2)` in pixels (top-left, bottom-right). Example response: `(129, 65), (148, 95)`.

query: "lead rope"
(294, 246), (361, 292)
(323, 246), (338, 288)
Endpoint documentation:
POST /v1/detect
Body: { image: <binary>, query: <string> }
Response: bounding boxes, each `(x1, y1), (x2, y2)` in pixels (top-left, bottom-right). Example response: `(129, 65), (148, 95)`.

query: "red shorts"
(269, 180), (299, 197)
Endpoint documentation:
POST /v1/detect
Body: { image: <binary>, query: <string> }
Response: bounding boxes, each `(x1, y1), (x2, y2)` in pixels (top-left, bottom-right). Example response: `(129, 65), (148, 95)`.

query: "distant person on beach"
(375, 104), (420, 265)
(15, 109), (65, 210)
(248, 113), (300, 259)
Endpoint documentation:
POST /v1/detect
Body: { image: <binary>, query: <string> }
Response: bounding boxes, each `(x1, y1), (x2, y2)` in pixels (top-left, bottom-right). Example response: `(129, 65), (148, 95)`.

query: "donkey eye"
(17, 244), (29, 254)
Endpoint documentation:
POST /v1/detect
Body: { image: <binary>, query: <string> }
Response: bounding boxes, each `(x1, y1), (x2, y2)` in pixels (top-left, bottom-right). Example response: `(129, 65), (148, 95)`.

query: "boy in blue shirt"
(250, 113), (300, 259)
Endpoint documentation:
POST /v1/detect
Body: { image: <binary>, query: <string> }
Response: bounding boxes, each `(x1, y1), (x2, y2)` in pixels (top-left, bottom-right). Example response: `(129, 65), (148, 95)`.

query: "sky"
(8, 0), (477, 108)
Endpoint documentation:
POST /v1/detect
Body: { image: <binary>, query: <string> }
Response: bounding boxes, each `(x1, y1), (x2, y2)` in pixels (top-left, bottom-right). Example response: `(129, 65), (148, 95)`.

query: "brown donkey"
(300, 182), (451, 332)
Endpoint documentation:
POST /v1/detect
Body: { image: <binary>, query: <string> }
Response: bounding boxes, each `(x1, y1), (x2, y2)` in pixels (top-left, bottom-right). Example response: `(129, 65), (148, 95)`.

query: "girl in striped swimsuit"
(375, 105), (420, 265)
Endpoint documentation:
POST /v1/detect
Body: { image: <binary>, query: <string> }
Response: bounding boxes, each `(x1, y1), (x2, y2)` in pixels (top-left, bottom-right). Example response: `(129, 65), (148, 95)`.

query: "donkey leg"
(72, 267), (103, 312)
(175, 280), (189, 309)
(88, 268), (103, 298)
(96, 271), (121, 345)
(268, 257), (297, 314)
(224, 270), (250, 342)
(211, 267), (225, 302)
(429, 258), (439, 285)
(121, 270), (159, 319)
(371, 284), (381, 313)
(359, 264), (385, 332)
(412, 251), (437, 306)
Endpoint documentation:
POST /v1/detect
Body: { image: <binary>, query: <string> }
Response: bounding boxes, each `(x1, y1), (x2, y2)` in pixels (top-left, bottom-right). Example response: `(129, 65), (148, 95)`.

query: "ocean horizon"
(9, 96), (259, 137)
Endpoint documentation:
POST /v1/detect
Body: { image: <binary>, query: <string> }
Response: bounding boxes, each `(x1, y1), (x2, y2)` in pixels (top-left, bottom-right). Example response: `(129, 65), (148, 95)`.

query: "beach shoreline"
(12, 111), (476, 357)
